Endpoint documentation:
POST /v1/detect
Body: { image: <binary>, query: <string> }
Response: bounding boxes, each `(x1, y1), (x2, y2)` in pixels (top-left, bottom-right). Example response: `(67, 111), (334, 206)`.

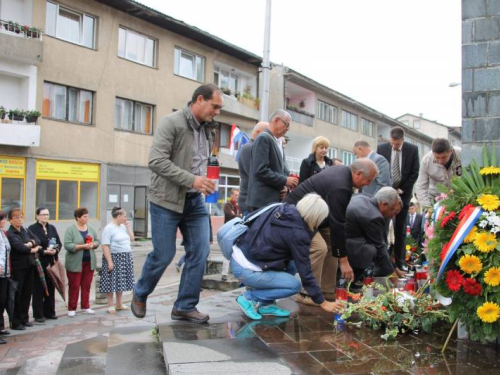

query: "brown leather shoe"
(171, 308), (209, 324)
(131, 293), (146, 318)
(295, 293), (321, 306)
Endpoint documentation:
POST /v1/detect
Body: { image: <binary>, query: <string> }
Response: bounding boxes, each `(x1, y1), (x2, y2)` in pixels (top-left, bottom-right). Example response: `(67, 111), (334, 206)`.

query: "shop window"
(80, 182), (98, 218)
(1, 178), (24, 212)
(35, 180), (57, 215)
(58, 181), (78, 220)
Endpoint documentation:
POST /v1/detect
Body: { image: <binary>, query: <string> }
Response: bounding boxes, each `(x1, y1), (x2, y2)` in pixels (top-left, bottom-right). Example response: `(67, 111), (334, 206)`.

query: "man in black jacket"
(407, 202), (423, 247)
(246, 110), (298, 210)
(377, 126), (420, 270)
(346, 188), (406, 283)
(285, 159), (378, 304)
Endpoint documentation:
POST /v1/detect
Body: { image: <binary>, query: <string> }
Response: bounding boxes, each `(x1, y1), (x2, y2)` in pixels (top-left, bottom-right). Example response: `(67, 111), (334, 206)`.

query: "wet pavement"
(158, 289), (500, 374)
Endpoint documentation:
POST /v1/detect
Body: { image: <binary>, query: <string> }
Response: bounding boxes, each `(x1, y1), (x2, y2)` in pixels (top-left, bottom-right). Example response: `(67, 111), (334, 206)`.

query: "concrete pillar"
(462, 0), (500, 163)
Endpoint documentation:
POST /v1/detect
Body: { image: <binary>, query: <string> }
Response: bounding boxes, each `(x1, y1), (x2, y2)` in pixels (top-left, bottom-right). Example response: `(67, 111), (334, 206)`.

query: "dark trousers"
(393, 204), (410, 269)
(32, 267), (56, 319)
(0, 278), (8, 329)
(11, 267), (34, 326)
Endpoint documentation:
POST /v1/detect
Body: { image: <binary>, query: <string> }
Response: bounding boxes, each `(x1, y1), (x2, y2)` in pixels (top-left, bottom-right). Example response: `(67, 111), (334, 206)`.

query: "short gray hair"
(350, 158), (379, 178)
(269, 109), (291, 122)
(375, 187), (402, 206)
(296, 193), (328, 230)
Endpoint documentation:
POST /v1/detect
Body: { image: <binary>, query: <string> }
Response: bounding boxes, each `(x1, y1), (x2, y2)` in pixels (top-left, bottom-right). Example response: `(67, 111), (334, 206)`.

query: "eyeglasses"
(278, 118), (290, 129)
(11, 215), (23, 220)
(38, 213), (49, 216)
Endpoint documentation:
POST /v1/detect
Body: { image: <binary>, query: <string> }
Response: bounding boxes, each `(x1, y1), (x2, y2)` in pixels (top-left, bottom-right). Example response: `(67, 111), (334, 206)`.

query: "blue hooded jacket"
(237, 203), (325, 304)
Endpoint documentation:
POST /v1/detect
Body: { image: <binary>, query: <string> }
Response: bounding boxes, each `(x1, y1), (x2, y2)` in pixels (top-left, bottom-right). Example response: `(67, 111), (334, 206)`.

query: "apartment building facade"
(397, 113), (462, 148)
(0, 0), (261, 235)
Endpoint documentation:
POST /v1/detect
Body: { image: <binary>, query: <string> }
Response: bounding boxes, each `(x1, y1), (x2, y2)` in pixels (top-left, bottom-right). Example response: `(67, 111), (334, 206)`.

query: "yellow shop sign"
(0, 156), (26, 177)
(36, 160), (99, 180)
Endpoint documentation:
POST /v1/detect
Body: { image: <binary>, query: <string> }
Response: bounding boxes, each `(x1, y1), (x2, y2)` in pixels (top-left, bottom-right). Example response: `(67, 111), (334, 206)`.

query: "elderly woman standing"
(28, 208), (62, 322)
(231, 194), (344, 320)
(6, 208), (40, 330)
(100, 207), (135, 314)
(299, 136), (333, 184)
(64, 207), (100, 317)
(0, 210), (11, 342)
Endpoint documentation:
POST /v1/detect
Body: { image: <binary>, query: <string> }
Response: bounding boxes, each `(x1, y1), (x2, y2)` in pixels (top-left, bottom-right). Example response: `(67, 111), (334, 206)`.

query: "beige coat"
(415, 148), (462, 207)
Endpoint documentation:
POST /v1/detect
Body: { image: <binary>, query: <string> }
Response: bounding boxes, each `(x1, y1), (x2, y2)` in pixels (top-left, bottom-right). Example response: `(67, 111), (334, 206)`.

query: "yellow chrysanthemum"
(459, 254), (483, 274)
(484, 267), (500, 287)
(474, 231), (498, 253)
(464, 226), (478, 244)
(406, 244), (411, 251)
(477, 302), (500, 323)
(477, 194), (500, 211)
(480, 166), (500, 175)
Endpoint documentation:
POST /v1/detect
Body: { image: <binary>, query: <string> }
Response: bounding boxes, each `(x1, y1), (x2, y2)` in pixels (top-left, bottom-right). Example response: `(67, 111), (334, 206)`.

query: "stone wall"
(462, 0), (500, 164)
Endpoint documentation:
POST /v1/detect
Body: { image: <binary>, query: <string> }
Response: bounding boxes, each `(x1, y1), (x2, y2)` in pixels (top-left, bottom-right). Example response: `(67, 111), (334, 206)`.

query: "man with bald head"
(237, 122), (269, 216)
(285, 158), (378, 305)
(246, 110), (298, 210)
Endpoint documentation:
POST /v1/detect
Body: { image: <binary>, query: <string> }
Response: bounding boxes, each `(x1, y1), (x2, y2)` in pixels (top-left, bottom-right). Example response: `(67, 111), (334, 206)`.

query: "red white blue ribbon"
(432, 202), (446, 226)
(436, 206), (484, 281)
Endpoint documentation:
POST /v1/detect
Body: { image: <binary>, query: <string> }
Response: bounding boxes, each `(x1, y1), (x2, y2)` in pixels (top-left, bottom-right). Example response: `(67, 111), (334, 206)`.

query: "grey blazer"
(362, 151), (392, 196)
(246, 130), (287, 209)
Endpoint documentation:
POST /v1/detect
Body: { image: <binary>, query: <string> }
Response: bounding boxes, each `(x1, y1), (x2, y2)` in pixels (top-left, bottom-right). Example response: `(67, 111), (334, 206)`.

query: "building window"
(115, 98), (153, 134)
(361, 118), (375, 137)
(413, 120), (420, 129)
(118, 27), (156, 67)
(214, 66), (239, 96)
(207, 174), (240, 216)
(341, 150), (356, 166)
(401, 120), (409, 126)
(43, 82), (93, 125)
(35, 160), (99, 220)
(45, 1), (96, 48)
(341, 110), (357, 131)
(327, 147), (338, 160)
(174, 47), (204, 82)
(0, 156), (26, 213)
(317, 101), (338, 124)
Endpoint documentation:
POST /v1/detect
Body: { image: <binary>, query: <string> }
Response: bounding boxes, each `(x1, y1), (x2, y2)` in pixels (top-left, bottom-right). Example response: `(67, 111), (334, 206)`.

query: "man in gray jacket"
(132, 84), (222, 324)
(353, 140), (392, 196)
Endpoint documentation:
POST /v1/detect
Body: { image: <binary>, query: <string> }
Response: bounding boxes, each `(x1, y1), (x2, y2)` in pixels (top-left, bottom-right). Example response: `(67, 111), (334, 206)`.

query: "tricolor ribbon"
(432, 201), (446, 226)
(436, 206), (484, 281)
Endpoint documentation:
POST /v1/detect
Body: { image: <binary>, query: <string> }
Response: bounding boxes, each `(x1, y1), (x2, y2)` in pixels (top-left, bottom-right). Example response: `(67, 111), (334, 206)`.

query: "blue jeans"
(135, 196), (210, 311)
(230, 258), (300, 305)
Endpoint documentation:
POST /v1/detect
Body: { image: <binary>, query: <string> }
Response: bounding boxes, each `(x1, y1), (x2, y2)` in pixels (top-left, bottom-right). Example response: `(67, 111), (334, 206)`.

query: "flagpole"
(260, 0), (272, 121)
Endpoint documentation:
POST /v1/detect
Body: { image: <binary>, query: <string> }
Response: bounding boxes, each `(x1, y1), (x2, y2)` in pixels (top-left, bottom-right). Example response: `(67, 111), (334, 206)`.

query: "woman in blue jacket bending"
(232, 193), (344, 320)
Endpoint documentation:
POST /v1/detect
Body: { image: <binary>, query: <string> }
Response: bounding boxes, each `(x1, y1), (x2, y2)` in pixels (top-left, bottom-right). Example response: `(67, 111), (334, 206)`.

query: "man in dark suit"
(377, 126), (420, 270)
(237, 122), (269, 216)
(353, 140), (392, 196)
(246, 110), (298, 210)
(406, 202), (423, 247)
(346, 187), (406, 283)
(285, 159), (378, 304)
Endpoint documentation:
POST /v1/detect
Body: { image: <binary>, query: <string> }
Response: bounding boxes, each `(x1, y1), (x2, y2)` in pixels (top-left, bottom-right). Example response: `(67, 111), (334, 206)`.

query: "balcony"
(220, 93), (260, 121)
(0, 121), (41, 147)
(0, 20), (43, 65)
(287, 107), (314, 126)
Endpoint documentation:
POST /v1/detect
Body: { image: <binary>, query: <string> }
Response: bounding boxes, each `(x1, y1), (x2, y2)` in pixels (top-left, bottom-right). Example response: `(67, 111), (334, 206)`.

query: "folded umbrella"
(34, 254), (49, 297)
(46, 258), (66, 303)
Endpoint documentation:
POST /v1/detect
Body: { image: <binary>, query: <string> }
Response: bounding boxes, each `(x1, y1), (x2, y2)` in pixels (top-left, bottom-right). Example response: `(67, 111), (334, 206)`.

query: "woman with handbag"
(28, 208), (62, 322)
(64, 207), (100, 317)
(0, 210), (11, 343)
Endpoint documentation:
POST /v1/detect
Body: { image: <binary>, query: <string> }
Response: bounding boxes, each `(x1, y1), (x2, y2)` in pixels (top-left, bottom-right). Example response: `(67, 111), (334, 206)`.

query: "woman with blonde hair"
(299, 136), (333, 183)
(231, 194), (345, 320)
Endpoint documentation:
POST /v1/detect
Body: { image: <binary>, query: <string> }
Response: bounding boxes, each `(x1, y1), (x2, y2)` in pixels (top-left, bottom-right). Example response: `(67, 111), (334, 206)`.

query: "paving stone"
(158, 322), (252, 341)
(168, 361), (292, 374)
(201, 274), (240, 291)
(60, 335), (107, 359)
(56, 358), (105, 375)
(17, 350), (64, 375)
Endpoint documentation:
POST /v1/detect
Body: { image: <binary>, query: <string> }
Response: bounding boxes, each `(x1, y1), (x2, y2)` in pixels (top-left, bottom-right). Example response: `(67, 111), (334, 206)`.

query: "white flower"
(479, 220), (489, 228)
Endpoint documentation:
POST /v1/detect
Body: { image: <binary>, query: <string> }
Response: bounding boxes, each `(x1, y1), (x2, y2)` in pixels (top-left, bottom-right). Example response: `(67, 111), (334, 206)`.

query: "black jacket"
(285, 165), (353, 258)
(7, 226), (40, 270)
(299, 154), (333, 184)
(238, 203), (324, 304)
(345, 195), (394, 276)
(377, 142), (420, 206)
(246, 130), (287, 209)
(28, 222), (62, 268)
(406, 213), (423, 246)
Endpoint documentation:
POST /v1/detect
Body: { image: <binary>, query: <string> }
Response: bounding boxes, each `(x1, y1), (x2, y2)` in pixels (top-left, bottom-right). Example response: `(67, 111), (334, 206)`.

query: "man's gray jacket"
(362, 151), (392, 196)
(246, 129), (287, 209)
(237, 139), (254, 213)
(345, 194), (394, 276)
(148, 104), (217, 213)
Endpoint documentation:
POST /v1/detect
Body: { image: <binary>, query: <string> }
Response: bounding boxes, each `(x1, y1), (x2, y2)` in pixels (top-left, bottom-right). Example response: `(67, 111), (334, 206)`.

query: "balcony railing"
(287, 107), (314, 127)
(0, 19), (43, 40)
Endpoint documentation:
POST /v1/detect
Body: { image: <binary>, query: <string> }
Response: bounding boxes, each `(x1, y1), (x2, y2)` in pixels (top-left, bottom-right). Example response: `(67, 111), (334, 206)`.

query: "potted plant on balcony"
(221, 87), (232, 96)
(6, 21), (22, 34)
(9, 109), (25, 121)
(25, 26), (41, 39)
(0, 106), (5, 120)
(25, 110), (41, 123)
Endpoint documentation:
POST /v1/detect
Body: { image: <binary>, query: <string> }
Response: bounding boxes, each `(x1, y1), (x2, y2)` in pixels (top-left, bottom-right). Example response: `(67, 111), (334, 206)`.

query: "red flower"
(440, 211), (457, 229)
(462, 278), (482, 296)
(440, 243), (450, 262)
(459, 204), (475, 221)
(446, 270), (464, 292)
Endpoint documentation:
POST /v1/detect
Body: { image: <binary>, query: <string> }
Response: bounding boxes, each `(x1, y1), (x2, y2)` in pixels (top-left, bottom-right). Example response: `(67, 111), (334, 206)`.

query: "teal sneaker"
(236, 295), (262, 320)
(258, 304), (291, 317)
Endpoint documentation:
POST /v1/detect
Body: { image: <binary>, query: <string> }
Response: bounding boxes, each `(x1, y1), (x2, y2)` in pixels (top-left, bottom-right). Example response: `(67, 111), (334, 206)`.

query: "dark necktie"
(392, 149), (401, 188)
